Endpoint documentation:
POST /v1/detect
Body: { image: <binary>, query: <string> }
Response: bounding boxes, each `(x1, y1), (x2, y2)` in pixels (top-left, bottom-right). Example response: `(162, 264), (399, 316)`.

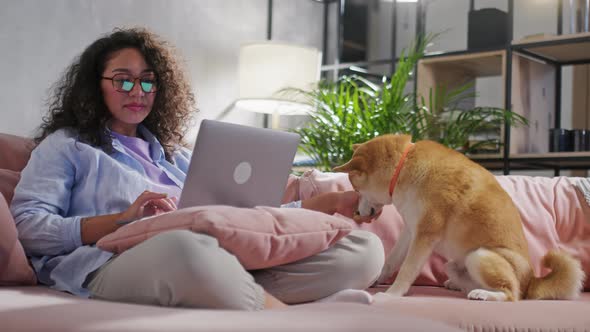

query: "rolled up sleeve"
(10, 134), (83, 256)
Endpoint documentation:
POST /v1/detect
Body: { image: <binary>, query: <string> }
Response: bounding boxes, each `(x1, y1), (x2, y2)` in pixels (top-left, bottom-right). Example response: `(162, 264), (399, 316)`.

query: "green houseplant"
(290, 36), (528, 171)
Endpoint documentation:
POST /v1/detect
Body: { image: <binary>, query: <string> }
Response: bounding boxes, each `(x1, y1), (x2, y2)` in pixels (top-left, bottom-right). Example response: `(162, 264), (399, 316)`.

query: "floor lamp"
(218, 41), (322, 129)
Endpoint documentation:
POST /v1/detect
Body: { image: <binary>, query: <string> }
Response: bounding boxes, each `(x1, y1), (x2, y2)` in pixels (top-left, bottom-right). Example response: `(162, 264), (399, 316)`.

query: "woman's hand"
(81, 191), (177, 245)
(119, 190), (177, 223)
(301, 191), (381, 224)
(333, 191), (381, 224)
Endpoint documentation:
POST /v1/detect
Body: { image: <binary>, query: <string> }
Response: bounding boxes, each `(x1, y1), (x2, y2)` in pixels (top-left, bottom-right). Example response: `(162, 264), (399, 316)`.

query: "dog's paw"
(384, 289), (405, 297)
(382, 283), (408, 297)
(467, 289), (507, 301)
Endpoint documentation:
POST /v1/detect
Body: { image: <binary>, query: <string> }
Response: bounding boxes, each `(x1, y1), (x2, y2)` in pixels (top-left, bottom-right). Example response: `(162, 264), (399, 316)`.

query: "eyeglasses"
(101, 73), (158, 93)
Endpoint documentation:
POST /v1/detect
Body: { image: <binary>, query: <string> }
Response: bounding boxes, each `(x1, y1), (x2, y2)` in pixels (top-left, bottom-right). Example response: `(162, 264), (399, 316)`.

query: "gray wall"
(0, 0), (579, 144)
(0, 0), (322, 143)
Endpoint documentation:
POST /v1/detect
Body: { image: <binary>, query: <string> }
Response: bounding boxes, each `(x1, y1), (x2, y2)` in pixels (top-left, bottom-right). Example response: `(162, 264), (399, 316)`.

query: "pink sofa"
(1, 132), (590, 332)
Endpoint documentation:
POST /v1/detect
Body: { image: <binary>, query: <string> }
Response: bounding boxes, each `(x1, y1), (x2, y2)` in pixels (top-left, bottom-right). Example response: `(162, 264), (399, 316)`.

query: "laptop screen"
(177, 120), (300, 209)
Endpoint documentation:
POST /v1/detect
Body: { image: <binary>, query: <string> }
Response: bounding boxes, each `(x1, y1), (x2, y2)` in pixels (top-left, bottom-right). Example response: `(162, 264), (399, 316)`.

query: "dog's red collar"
(389, 142), (414, 197)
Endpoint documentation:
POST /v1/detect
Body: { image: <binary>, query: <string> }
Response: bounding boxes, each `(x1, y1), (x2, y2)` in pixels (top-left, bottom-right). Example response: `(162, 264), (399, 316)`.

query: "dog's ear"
(333, 157), (366, 177)
(352, 143), (361, 151)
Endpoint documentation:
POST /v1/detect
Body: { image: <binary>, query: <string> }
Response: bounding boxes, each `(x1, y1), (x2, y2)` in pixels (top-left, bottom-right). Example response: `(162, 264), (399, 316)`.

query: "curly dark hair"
(36, 27), (196, 161)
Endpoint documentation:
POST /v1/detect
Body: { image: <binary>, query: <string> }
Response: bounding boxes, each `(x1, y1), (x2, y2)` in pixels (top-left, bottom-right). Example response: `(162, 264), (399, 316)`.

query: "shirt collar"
(107, 124), (165, 162)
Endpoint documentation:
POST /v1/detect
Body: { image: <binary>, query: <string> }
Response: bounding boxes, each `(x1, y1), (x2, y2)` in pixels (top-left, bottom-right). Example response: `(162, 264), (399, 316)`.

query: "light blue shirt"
(10, 126), (191, 297)
(11, 125), (301, 297)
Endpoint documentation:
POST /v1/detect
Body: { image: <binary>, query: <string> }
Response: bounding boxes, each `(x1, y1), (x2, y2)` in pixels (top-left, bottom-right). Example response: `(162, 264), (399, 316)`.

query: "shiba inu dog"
(333, 134), (585, 301)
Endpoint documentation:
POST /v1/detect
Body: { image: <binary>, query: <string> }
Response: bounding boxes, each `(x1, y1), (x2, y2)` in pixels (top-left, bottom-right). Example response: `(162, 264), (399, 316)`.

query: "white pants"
(86, 229), (384, 310)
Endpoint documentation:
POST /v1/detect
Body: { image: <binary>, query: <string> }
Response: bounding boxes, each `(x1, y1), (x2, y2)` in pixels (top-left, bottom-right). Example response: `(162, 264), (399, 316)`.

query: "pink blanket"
(284, 170), (590, 289)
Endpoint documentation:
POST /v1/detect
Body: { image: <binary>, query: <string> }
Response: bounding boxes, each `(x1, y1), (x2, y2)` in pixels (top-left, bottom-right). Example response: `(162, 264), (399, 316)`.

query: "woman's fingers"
(147, 197), (176, 212)
(165, 197), (177, 209)
(136, 191), (168, 207)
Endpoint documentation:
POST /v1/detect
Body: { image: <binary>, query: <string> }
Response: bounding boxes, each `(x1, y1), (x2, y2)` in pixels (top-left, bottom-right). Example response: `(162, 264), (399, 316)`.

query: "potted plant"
(290, 36), (528, 171)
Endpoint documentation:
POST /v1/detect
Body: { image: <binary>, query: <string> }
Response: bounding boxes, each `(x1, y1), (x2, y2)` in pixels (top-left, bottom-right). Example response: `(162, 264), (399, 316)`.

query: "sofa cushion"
(0, 133), (35, 172)
(371, 286), (590, 332)
(0, 169), (20, 204)
(97, 205), (353, 270)
(0, 286), (465, 332)
(0, 194), (36, 286)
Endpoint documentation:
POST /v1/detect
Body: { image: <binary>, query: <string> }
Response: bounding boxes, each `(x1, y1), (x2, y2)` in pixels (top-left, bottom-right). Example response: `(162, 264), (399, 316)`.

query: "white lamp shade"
(237, 42), (322, 115)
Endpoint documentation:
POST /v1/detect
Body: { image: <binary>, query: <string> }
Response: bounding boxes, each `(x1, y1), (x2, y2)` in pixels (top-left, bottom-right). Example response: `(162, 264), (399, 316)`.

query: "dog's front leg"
(385, 231), (439, 297)
(376, 226), (412, 284)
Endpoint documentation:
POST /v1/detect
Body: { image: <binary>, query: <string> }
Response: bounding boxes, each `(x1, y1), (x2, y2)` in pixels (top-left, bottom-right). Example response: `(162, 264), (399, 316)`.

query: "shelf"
(292, 152), (590, 173)
(469, 152), (590, 171)
(467, 154), (502, 170)
(417, 50), (506, 111)
(511, 151), (590, 158)
(419, 32), (590, 68)
(510, 152), (590, 169)
(512, 32), (590, 65)
(420, 49), (505, 78)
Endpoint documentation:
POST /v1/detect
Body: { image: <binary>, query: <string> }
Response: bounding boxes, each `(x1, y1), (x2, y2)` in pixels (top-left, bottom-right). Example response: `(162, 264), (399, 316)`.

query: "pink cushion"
(290, 170), (590, 289)
(97, 205), (353, 270)
(0, 169), (20, 204)
(0, 133), (35, 172)
(495, 176), (590, 290)
(0, 194), (36, 286)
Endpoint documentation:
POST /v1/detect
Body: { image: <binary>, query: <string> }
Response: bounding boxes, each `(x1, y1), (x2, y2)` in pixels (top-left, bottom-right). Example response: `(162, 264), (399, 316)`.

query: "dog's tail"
(525, 250), (585, 300)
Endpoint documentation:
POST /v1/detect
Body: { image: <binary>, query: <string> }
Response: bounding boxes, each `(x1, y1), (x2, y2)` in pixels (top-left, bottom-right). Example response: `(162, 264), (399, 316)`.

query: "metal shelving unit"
(508, 31), (590, 175)
(295, 0), (590, 174)
(418, 0), (590, 175)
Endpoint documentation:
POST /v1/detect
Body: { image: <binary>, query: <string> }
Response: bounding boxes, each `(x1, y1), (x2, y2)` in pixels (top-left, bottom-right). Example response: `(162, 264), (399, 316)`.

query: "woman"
(10, 27), (384, 310)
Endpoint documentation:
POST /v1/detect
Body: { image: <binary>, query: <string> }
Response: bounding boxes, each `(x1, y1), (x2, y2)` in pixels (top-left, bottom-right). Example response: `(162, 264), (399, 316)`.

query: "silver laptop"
(177, 119), (300, 209)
